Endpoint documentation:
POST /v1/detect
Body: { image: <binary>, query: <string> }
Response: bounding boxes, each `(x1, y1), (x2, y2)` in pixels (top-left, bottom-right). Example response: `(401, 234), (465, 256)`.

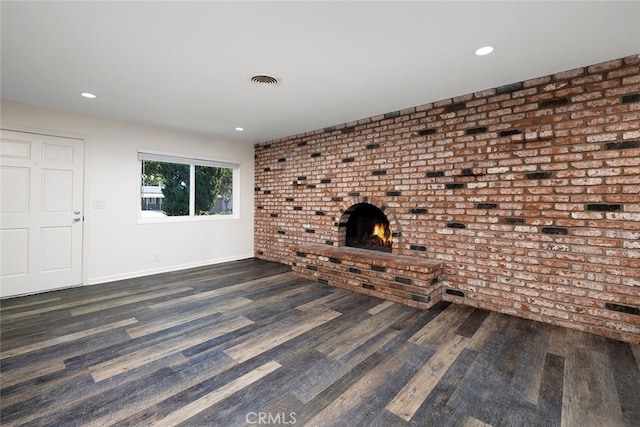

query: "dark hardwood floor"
(1, 258), (639, 426)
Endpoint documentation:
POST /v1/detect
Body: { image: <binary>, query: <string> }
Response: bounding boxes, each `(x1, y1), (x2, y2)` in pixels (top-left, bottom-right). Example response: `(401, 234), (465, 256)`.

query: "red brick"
(255, 55), (640, 343)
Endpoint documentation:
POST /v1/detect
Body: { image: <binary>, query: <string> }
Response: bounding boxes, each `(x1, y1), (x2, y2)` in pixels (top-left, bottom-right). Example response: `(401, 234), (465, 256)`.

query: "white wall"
(1, 100), (254, 286)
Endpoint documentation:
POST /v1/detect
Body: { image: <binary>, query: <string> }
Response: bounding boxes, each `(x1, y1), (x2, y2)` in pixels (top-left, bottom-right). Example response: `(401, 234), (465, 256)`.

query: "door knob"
(73, 217), (81, 222)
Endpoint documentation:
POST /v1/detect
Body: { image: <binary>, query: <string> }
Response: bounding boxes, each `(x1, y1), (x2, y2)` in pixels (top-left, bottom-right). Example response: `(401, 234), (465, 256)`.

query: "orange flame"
(372, 223), (392, 247)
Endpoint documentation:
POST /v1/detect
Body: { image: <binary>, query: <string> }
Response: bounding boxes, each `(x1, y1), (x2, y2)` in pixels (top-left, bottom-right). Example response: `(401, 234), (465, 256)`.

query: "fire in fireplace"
(345, 203), (392, 252)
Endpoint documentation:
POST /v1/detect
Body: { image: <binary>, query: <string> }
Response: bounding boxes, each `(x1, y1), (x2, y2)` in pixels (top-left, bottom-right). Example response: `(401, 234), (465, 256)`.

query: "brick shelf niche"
(292, 244), (443, 309)
(254, 55), (640, 343)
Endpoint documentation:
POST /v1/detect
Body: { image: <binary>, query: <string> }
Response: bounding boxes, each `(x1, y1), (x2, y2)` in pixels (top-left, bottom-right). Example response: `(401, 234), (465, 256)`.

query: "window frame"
(137, 150), (240, 223)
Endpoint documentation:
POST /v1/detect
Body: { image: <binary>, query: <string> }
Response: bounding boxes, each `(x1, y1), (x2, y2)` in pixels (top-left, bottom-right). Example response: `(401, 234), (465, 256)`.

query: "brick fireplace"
(292, 196), (443, 309)
(254, 55), (640, 343)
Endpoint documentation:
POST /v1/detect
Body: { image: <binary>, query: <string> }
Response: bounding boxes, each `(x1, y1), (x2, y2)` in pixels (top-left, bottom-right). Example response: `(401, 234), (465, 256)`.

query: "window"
(139, 151), (239, 219)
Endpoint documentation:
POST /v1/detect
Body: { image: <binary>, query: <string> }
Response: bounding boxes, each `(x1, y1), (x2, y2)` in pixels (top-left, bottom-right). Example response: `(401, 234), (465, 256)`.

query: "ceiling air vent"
(249, 73), (282, 87)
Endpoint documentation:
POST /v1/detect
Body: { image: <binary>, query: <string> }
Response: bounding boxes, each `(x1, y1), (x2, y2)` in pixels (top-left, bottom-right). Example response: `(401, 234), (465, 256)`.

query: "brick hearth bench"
(291, 244), (443, 309)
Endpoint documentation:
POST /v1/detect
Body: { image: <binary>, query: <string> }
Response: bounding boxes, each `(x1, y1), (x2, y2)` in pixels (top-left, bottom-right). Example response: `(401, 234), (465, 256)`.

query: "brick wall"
(254, 55), (640, 343)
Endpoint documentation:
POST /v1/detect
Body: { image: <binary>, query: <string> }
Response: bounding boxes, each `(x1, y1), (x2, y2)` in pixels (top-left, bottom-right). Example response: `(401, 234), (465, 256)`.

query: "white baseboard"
(87, 253), (254, 285)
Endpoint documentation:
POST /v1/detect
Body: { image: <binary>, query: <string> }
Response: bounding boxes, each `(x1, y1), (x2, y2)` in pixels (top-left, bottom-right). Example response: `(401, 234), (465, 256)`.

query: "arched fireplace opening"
(345, 203), (392, 253)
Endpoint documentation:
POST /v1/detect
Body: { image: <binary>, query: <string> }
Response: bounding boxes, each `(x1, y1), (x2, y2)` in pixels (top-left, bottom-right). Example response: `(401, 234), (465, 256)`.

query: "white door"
(0, 129), (84, 297)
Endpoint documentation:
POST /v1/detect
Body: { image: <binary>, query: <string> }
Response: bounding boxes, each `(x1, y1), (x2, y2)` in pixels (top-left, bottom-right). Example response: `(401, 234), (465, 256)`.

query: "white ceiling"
(2, 1), (639, 145)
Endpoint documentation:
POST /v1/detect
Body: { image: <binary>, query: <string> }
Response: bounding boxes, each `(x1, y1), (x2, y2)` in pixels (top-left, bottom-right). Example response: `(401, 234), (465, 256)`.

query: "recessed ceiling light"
(475, 46), (494, 56)
(235, 127), (244, 132)
(80, 92), (97, 99)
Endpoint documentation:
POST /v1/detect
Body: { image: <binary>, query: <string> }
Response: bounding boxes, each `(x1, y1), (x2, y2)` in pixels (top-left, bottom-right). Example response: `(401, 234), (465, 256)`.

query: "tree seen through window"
(141, 160), (233, 217)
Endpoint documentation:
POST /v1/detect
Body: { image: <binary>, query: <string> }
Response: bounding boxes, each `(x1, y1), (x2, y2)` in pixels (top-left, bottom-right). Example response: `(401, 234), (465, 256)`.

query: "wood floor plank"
(337, 327), (401, 372)
(446, 331), (538, 426)
(182, 346), (320, 426)
(536, 352), (564, 426)
(283, 327), (401, 406)
(464, 311), (498, 352)
(462, 415), (493, 427)
(283, 352), (345, 406)
(509, 323), (551, 406)
(0, 359), (66, 387)
(296, 288), (349, 311)
(0, 291), (131, 320)
(224, 307), (341, 363)
(0, 309), (136, 351)
(1, 336), (133, 409)
(0, 372), (98, 427)
(293, 304), (447, 423)
(0, 318), (137, 359)
(631, 343), (640, 370)
(367, 300), (395, 315)
(245, 281), (311, 308)
(608, 341), (640, 424)
(89, 316), (254, 382)
(81, 352), (238, 427)
(148, 272), (290, 310)
(0, 296), (61, 311)
(70, 286), (192, 316)
(455, 308), (491, 338)
(304, 341), (430, 426)
(150, 360), (282, 426)
(386, 334), (469, 421)
(83, 354), (238, 426)
(562, 347), (625, 427)
(125, 296), (252, 339)
(260, 394), (305, 423)
(403, 347), (478, 427)
(409, 303), (475, 348)
(315, 303), (406, 360)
